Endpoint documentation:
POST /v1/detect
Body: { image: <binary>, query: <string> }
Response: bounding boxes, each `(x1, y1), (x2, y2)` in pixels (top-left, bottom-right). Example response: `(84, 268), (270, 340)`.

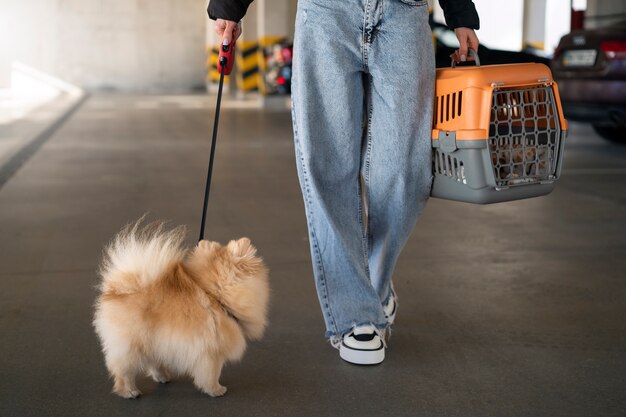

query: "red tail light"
(601, 41), (626, 59)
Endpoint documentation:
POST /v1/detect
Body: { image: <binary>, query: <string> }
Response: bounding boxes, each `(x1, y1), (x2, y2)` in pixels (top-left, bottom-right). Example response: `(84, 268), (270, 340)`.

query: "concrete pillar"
(523, 0), (547, 52)
(544, 0), (571, 54)
(522, 0), (571, 55)
(256, 0), (291, 40)
(244, 1), (260, 40)
(586, 0), (626, 29)
(287, 0), (298, 41)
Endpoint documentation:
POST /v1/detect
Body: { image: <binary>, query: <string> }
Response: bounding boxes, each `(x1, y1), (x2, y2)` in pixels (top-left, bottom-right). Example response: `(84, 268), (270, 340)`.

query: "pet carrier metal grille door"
(430, 61), (568, 204)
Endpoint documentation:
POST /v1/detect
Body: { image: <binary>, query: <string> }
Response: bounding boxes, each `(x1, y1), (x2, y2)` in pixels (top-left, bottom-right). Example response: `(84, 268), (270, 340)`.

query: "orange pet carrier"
(430, 51), (568, 204)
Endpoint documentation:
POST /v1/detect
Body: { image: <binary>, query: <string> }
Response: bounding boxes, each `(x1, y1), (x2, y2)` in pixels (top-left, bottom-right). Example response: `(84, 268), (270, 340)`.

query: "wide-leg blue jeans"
(291, 0), (435, 345)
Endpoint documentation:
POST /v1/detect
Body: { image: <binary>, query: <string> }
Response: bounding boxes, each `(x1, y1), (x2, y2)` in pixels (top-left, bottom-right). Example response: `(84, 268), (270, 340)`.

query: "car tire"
(592, 124), (626, 144)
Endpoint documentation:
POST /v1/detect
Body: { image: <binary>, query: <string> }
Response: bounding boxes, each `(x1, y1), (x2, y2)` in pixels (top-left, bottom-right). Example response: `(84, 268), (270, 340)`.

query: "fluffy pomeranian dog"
(93, 221), (269, 398)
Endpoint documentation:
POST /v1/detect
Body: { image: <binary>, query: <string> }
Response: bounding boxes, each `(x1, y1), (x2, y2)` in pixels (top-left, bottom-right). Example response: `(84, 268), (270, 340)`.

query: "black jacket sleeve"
(438, 0), (480, 30)
(207, 0), (254, 22)
(207, 0), (478, 30)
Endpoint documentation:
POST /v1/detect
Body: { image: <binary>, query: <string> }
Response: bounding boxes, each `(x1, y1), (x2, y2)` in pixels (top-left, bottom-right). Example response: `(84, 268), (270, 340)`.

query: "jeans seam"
(357, 172), (369, 279)
(364, 75), (374, 258)
(291, 94), (338, 336)
(361, 0), (371, 70)
(377, 0), (385, 35)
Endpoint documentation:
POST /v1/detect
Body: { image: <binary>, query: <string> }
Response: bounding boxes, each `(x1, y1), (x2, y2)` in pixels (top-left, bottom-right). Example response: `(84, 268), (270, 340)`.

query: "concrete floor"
(1, 94), (625, 417)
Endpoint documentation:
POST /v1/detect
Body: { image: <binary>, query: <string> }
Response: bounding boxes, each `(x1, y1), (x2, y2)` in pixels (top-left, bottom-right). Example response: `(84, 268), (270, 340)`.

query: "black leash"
(199, 43), (235, 242)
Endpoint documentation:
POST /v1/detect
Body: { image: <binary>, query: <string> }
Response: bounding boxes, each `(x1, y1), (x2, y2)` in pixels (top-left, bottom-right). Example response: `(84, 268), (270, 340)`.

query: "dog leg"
(112, 370), (141, 399)
(147, 365), (171, 384)
(192, 355), (227, 397)
(103, 342), (142, 398)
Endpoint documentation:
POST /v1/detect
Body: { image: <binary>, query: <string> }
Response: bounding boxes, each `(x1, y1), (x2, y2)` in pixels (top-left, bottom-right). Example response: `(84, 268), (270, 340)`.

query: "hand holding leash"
(214, 19), (242, 47)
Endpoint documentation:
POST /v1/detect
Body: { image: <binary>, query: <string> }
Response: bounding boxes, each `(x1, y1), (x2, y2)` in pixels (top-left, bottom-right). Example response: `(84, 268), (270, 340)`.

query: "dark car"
(551, 20), (626, 143)
(431, 21), (552, 68)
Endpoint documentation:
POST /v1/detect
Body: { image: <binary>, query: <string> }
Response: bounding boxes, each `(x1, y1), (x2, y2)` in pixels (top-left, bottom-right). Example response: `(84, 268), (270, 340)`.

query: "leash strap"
(199, 43), (234, 242)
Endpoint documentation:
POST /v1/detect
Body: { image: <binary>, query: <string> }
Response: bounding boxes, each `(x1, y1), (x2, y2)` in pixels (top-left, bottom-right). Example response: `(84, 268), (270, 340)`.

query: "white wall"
(0, 0), (207, 92)
(523, 0), (546, 49)
(257, 0), (290, 40)
(0, 0), (11, 87)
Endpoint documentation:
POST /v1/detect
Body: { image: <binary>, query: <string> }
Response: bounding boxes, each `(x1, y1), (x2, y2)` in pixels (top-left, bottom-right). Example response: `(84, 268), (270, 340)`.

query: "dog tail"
(98, 219), (187, 295)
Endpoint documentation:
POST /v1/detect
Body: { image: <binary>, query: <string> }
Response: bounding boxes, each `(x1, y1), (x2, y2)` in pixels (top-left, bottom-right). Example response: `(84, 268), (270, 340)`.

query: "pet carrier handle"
(451, 48), (480, 68)
(199, 43), (235, 242)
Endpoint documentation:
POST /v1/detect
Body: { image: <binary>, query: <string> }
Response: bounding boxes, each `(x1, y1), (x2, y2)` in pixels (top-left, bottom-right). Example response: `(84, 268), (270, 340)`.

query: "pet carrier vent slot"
(451, 92), (456, 119)
(433, 149), (466, 184)
(434, 91), (463, 125)
(440, 95), (444, 123)
(488, 85), (561, 188)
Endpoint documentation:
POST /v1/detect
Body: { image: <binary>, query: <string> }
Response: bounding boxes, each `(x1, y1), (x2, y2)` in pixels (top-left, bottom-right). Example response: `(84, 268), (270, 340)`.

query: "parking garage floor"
(1, 94), (625, 417)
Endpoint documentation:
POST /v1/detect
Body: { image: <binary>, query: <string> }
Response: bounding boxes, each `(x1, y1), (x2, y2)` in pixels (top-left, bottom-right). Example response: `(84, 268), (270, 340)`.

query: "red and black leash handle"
(199, 41), (236, 242)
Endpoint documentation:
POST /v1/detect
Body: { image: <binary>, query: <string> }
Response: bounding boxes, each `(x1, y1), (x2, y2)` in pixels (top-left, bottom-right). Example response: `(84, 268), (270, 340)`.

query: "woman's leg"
(291, 0), (388, 344)
(363, 0), (435, 303)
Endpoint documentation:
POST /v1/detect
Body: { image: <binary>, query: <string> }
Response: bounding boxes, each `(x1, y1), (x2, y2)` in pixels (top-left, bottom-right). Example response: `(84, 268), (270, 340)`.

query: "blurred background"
(1, 0), (625, 136)
(0, 1), (622, 87)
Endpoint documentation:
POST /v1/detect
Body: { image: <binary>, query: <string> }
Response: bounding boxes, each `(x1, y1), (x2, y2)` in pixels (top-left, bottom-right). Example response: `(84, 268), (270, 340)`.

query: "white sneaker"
(339, 325), (385, 365)
(383, 289), (397, 325)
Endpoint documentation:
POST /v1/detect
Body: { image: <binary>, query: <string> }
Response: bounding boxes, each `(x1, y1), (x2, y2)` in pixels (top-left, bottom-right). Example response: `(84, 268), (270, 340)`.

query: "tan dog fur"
(93, 222), (269, 398)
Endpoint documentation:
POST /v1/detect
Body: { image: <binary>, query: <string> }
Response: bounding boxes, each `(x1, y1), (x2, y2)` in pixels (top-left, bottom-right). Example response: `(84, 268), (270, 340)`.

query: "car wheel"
(592, 124), (626, 144)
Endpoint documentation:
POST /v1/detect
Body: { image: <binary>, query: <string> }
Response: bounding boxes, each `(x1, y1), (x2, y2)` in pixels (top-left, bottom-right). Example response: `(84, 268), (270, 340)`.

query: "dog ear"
(227, 237), (257, 259)
(198, 240), (220, 253)
(227, 238), (265, 276)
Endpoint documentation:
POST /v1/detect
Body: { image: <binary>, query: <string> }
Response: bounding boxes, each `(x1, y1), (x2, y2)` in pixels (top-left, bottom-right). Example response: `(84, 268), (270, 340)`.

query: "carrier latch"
(439, 130), (458, 153)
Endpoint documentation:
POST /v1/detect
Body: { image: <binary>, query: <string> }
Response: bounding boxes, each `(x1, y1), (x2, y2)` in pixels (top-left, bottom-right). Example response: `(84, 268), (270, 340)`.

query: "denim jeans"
(291, 0), (435, 345)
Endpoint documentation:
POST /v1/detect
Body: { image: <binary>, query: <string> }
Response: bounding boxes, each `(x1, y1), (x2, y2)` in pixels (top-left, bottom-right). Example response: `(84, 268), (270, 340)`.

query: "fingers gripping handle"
(451, 48), (481, 68)
(218, 42), (236, 75)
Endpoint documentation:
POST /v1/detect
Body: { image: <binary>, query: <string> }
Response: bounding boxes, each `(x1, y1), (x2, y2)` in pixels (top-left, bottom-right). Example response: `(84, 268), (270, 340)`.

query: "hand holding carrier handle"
(451, 48), (481, 68)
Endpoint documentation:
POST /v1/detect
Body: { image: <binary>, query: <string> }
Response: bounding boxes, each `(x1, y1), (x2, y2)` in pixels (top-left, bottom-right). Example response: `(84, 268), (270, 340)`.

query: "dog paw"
(151, 373), (170, 384)
(148, 368), (171, 384)
(205, 385), (227, 397)
(117, 389), (142, 399)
